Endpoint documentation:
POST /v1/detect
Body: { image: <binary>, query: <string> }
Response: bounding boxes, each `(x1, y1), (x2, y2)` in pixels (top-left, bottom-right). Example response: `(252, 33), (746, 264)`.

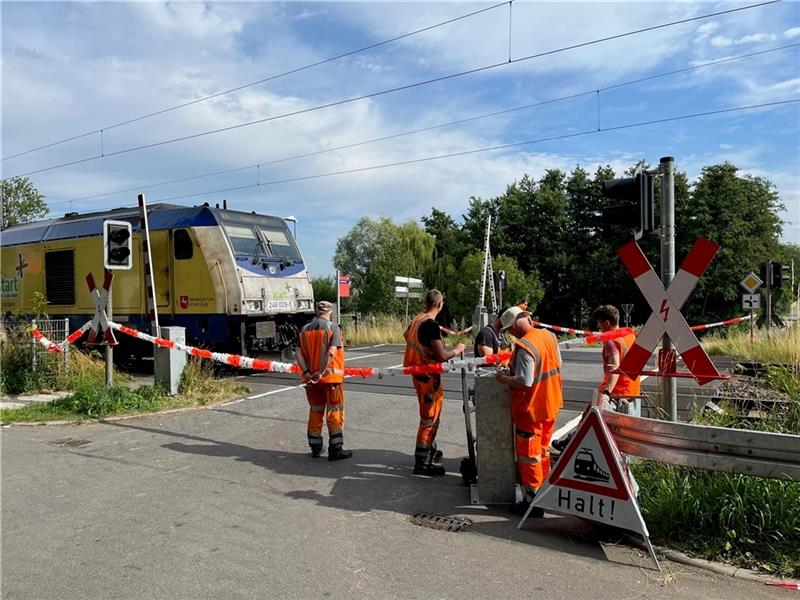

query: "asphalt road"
(2, 344), (770, 600)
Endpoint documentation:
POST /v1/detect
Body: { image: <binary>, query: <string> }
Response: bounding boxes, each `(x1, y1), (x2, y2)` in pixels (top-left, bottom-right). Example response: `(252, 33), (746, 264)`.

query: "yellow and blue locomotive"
(0, 203), (314, 356)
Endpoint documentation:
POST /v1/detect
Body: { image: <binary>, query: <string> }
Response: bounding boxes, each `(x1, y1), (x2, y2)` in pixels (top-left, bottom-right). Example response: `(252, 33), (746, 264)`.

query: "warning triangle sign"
(530, 407), (649, 536)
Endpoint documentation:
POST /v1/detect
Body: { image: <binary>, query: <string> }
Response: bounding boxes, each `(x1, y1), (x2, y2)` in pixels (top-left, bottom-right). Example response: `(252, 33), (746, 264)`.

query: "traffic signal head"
(771, 261), (790, 288)
(601, 170), (655, 240)
(493, 270), (508, 291)
(103, 220), (132, 270)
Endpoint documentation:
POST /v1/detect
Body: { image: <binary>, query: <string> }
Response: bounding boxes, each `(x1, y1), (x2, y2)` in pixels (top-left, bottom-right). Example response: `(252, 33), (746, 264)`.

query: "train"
(0, 203), (315, 358)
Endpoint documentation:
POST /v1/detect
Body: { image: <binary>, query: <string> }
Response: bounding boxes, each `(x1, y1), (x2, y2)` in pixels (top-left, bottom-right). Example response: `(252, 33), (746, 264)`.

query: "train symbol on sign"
(573, 448), (610, 483)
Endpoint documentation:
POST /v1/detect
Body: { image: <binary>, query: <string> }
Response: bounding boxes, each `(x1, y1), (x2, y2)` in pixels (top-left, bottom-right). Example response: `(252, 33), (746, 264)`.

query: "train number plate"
(266, 300), (294, 310)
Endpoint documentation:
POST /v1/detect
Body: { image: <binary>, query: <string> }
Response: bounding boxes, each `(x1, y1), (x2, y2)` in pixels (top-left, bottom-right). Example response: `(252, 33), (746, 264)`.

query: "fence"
(30, 318), (71, 375)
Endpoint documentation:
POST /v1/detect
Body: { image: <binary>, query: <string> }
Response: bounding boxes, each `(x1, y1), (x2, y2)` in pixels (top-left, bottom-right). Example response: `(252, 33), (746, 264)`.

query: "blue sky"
(2, 1), (799, 276)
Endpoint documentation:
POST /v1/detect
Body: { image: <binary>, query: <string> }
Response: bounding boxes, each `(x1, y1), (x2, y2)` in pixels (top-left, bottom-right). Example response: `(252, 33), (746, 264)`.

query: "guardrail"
(603, 409), (800, 481)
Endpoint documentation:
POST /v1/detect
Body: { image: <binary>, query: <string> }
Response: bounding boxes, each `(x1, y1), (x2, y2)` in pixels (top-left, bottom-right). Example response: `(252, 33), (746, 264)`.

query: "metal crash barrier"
(603, 409), (800, 482)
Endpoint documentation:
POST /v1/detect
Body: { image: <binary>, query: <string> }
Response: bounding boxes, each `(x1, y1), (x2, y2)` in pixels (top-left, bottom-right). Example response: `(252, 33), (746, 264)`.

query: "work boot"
(328, 445), (353, 461)
(311, 446), (324, 458)
(413, 459), (445, 476)
(509, 493), (544, 517)
(429, 444), (443, 464)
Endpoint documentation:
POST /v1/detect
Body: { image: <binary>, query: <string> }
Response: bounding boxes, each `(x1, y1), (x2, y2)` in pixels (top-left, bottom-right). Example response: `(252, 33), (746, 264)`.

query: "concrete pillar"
(474, 372), (516, 504)
(154, 326), (187, 396)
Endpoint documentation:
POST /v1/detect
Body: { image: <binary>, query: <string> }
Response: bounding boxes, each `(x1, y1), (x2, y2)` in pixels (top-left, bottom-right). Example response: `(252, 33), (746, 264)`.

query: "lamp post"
(284, 215), (297, 240)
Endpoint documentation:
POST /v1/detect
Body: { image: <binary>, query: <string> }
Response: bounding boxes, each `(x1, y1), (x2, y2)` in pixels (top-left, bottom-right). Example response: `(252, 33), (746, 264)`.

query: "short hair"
(593, 305), (619, 326)
(425, 289), (444, 310)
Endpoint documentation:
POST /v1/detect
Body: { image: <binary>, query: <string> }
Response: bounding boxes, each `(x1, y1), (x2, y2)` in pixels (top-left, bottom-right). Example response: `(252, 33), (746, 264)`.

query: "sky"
(2, 0), (799, 276)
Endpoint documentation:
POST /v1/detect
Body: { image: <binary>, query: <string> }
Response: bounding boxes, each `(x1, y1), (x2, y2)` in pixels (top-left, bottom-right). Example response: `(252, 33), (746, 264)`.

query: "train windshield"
(218, 212), (302, 261)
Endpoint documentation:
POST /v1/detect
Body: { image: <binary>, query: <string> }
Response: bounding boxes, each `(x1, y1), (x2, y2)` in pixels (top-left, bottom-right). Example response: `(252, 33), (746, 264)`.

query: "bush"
(0, 326), (63, 394)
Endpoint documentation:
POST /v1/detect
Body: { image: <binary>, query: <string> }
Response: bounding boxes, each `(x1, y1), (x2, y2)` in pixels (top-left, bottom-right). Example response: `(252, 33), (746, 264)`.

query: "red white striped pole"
(138, 193), (160, 335)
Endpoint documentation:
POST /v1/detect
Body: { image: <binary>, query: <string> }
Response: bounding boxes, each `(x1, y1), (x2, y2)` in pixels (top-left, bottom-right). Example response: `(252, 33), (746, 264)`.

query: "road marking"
(353, 343), (387, 350)
(345, 352), (385, 362)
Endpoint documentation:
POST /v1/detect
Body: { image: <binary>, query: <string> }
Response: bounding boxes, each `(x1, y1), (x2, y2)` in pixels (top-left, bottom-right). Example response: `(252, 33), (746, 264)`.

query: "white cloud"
(785, 26), (800, 39)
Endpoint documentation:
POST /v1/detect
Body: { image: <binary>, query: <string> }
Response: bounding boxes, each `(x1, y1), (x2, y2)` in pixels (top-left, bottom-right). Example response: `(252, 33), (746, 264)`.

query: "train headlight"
(245, 300), (264, 313)
(298, 299), (312, 310)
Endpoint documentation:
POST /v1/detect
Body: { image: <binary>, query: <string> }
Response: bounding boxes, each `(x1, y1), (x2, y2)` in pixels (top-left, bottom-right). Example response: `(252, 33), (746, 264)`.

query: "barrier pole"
(106, 289), (113, 386)
(659, 156), (678, 422)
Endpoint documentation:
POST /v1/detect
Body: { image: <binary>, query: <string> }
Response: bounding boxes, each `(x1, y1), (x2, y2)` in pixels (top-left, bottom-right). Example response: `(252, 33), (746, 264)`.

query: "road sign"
(740, 272), (763, 294)
(742, 294), (761, 310)
(338, 275), (351, 298)
(621, 303), (634, 327)
(395, 276), (423, 288)
(520, 406), (658, 569)
(616, 237), (722, 385)
(86, 270), (118, 346)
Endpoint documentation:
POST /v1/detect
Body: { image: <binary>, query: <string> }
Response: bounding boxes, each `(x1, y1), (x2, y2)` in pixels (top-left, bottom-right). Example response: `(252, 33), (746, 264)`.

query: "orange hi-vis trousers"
(305, 383), (345, 450)
(412, 374), (444, 462)
(514, 419), (555, 495)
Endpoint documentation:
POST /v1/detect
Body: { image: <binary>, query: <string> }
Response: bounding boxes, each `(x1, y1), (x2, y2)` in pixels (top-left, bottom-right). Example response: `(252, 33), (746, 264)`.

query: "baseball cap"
(500, 306), (530, 330)
(316, 300), (334, 313)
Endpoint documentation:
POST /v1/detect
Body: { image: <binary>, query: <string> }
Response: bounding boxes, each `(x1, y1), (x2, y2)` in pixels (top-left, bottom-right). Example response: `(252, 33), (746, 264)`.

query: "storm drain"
(409, 512), (472, 532)
(49, 438), (91, 448)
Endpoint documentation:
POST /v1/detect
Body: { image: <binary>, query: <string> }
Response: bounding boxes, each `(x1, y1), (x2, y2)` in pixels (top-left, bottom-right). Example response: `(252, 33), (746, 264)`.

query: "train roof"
(0, 204), (287, 247)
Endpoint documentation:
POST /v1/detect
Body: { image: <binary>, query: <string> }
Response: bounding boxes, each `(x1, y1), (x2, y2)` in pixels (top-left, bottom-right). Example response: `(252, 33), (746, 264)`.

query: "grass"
(341, 314), (474, 348)
(631, 360), (800, 578)
(0, 357), (248, 424)
(703, 324), (800, 364)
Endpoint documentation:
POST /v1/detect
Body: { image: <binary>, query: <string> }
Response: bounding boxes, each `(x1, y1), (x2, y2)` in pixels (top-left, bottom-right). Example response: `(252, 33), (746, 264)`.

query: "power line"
(0, 1), (510, 162)
(134, 99), (800, 204)
(50, 42), (799, 208)
(6, 0), (781, 180)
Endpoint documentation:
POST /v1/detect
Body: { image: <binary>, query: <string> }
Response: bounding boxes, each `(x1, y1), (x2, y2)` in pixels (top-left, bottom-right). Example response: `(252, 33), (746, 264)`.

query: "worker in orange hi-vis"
(592, 304), (641, 401)
(403, 289), (465, 476)
(295, 300), (352, 461)
(495, 306), (564, 516)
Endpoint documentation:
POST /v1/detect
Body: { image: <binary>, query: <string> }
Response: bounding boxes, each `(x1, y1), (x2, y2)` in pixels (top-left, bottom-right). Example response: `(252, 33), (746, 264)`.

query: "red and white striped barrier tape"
(765, 581), (800, 591)
(30, 322), (93, 353)
(440, 325), (474, 336)
(109, 321), (509, 378)
(689, 314), (754, 332)
(532, 320), (598, 336)
(28, 313), (756, 376)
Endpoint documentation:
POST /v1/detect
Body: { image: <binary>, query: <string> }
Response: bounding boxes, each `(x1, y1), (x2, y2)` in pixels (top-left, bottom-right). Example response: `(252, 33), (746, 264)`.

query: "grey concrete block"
(154, 327), (187, 396)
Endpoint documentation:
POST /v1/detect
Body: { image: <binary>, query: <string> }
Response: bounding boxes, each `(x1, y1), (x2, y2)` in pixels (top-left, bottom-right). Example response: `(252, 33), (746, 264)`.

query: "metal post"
(64, 318), (70, 375)
(765, 261), (772, 336)
(105, 289), (113, 386)
(405, 294), (410, 322)
(336, 269), (341, 325)
(749, 310), (754, 343)
(138, 193), (160, 337)
(31, 318), (37, 373)
(659, 156), (677, 422)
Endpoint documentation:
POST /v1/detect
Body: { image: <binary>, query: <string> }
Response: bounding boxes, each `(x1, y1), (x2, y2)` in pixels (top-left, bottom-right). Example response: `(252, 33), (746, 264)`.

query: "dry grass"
(341, 314), (473, 348)
(703, 325), (800, 364)
(177, 358), (249, 406)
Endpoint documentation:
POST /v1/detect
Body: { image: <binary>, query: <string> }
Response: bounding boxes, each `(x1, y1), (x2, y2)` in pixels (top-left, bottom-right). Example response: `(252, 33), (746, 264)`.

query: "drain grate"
(409, 512), (472, 532)
(49, 438), (91, 448)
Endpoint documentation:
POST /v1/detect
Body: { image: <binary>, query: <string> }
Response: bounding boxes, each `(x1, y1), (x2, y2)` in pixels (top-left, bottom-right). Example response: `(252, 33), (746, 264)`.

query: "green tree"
(311, 276), (336, 303)
(445, 252), (543, 321)
(676, 163), (784, 322)
(1, 177), (48, 228)
(333, 217), (434, 314)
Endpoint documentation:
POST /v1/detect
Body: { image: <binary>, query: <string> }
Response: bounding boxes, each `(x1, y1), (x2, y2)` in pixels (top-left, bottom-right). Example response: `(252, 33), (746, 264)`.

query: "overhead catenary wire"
(137, 98), (796, 203)
(50, 42), (800, 209)
(6, 0), (782, 180)
(0, 1), (510, 163)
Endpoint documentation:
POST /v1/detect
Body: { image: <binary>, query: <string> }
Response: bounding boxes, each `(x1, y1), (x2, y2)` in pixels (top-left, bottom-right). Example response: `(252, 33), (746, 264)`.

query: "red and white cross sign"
(616, 237), (721, 385)
(86, 270), (118, 346)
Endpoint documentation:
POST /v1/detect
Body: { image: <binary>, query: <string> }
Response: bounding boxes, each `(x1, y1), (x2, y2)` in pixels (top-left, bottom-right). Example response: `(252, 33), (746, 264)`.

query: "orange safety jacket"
(598, 331), (641, 397)
(298, 318), (345, 384)
(509, 329), (564, 423)
(403, 313), (437, 367)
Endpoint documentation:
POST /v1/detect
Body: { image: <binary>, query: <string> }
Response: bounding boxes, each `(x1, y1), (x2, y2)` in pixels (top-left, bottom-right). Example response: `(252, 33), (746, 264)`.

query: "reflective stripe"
(329, 428), (343, 436)
(307, 433), (323, 440)
(535, 366), (562, 384)
(517, 454), (541, 464)
(420, 418), (438, 427)
(515, 338), (543, 384)
(310, 405), (326, 412)
(327, 405), (344, 414)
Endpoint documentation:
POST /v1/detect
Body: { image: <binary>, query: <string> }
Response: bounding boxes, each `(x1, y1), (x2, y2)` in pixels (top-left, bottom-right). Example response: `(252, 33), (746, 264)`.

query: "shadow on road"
(106, 419), (628, 565)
